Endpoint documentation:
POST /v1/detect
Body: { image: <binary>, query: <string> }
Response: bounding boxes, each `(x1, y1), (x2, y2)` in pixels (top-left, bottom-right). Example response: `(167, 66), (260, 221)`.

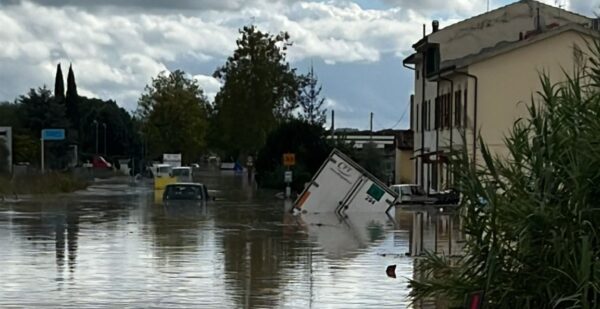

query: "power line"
(381, 101), (411, 130)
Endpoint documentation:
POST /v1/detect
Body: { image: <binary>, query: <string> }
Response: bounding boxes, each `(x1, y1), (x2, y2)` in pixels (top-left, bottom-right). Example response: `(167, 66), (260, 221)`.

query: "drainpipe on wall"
(439, 75), (453, 187)
(421, 52), (427, 191)
(402, 62), (419, 184)
(453, 70), (478, 169)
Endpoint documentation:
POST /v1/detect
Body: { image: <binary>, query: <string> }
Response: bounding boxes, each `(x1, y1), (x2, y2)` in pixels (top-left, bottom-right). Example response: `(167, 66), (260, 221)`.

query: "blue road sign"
(42, 129), (65, 141)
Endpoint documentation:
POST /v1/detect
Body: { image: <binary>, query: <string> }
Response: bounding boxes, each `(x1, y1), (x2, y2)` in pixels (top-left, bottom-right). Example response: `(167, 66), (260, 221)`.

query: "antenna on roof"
(487, 0), (490, 12)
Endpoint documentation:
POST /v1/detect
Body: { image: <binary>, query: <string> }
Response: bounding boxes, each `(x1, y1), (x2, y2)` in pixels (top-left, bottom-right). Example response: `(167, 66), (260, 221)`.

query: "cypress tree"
(66, 64), (79, 130)
(54, 63), (65, 101)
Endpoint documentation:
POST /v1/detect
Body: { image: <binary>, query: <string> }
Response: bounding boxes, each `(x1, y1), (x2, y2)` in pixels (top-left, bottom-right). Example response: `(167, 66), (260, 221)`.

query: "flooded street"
(0, 169), (461, 308)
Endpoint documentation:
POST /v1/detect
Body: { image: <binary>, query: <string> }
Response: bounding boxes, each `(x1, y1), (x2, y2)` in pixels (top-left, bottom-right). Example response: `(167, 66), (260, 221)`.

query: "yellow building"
(403, 0), (597, 192)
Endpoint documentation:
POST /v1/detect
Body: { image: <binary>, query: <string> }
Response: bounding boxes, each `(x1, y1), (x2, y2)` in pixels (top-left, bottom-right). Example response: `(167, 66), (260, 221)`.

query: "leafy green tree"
(19, 87), (69, 135)
(78, 97), (138, 159)
(0, 102), (22, 129)
(18, 87), (70, 169)
(255, 119), (331, 191)
(298, 66), (327, 126)
(137, 70), (209, 163)
(356, 142), (385, 181)
(211, 25), (303, 159)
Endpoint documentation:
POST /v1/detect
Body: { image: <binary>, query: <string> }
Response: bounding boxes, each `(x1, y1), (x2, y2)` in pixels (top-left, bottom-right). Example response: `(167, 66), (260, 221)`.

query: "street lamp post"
(102, 123), (107, 156)
(92, 120), (99, 155)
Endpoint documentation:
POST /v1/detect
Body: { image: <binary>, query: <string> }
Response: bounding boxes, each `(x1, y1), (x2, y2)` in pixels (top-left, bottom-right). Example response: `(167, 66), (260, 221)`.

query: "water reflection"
(0, 172), (462, 308)
(54, 210), (80, 275)
(296, 213), (394, 259)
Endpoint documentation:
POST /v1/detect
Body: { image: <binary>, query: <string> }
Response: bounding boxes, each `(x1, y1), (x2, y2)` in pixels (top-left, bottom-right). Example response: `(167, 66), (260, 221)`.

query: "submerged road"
(0, 169), (460, 308)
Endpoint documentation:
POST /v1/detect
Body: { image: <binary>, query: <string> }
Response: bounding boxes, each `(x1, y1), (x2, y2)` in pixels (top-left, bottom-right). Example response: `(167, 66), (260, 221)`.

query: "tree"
(78, 97), (138, 159)
(19, 87), (69, 135)
(137, 70), (209, 163)
(255, 119), (331, 191)
(54, 63), (64, 101)
(19, 87), (70, 169)
(356, 142), (385, 181)
(211, 25), (303, 159)
(66, 64), (80, 131)
(298, 65), (327, 126)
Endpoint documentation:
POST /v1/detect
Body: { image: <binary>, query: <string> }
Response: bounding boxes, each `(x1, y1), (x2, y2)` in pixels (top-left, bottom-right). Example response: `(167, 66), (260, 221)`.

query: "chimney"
(432, 20), (439, 33)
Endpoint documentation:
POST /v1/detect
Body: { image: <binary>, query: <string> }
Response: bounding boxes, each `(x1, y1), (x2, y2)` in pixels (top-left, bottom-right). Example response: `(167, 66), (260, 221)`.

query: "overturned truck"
(293, 149), (398, 215)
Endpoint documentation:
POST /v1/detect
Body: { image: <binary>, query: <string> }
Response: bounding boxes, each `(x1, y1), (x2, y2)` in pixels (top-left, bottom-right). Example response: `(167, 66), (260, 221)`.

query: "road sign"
(283, 153), (295, 166)
(42, 129), (65, 141)
(284, 171), (293, 183)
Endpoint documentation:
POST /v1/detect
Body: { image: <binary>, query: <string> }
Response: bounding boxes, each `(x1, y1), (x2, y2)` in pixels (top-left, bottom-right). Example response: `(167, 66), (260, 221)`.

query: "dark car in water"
(163, 183), (209, 202)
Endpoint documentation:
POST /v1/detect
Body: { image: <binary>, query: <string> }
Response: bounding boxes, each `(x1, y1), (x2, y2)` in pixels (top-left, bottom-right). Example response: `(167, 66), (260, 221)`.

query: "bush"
(0, 172), (89, 195)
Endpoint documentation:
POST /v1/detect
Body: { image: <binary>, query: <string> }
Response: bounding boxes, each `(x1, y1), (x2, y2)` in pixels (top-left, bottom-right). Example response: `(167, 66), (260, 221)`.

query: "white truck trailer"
(293, 149), (398, 215)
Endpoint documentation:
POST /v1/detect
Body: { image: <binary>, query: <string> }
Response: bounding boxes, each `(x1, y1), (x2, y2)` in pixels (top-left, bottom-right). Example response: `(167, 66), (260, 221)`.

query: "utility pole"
(102, 123), (107, 156)
(330, 109), (335, 138)
(93, 120), (99, 155)
(370, 112), (374, 140)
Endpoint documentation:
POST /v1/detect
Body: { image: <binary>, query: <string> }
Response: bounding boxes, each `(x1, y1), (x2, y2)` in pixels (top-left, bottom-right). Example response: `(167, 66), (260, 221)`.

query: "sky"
(0, 0), (598, 130)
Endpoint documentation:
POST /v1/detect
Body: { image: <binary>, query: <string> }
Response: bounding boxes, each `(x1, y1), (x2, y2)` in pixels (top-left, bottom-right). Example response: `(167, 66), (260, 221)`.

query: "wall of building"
(0, 127), (12, 173)
(395, 148), (413, 184)
(469, 29), (588, 159)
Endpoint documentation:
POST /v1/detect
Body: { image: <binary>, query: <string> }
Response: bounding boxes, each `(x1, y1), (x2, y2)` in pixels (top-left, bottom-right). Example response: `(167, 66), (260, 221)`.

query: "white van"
(171, 166), (193, 183)
(155, 164), (172, 178)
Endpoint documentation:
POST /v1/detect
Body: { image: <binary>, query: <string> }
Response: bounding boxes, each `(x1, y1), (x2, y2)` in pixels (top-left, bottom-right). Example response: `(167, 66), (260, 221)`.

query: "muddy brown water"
(0, 169), (461, 308)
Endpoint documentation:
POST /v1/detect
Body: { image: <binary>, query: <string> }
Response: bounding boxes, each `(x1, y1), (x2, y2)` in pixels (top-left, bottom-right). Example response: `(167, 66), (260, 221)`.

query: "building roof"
(434, 0), (590, 36)
(437, 23), (599, 73)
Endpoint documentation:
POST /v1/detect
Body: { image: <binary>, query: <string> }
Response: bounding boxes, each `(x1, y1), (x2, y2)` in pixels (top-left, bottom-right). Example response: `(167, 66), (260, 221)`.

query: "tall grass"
(409, 43), (600, 308)
(0, 172), (89, 195)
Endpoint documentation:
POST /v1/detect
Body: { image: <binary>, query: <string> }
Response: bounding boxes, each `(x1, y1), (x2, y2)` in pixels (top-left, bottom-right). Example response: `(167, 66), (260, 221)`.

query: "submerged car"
(163, 183), (209, 202)
(390, 184), (437, 205)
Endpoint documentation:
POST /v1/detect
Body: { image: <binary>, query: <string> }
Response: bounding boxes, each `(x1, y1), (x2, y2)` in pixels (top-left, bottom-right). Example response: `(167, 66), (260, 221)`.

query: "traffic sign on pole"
(283, 153), (295, 166)
(42, 129), (65, 141)
(41, 128), (66, 173)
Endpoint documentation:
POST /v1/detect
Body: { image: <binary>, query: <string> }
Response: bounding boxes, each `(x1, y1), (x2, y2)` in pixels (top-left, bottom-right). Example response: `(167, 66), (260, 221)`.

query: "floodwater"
(0, 169), (462, 308)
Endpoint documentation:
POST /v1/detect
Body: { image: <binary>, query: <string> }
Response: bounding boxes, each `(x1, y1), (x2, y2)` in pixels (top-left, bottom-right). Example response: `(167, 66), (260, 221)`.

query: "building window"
(416, 103), (420, 132)
(425, 100), (430, 131)
(455, 90), (462, 127)
(410, 95), (414, 130)
(446, 93), (452, 128)
(464, 88), (468, 126)
(434, 97), (440, 130)
(425, 45), (440, 77)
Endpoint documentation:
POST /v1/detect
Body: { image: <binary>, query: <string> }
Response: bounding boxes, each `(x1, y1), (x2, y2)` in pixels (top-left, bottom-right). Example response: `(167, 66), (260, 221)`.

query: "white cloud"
(0, 0), (434, 112)
(2, 0), (594, 126)
(193, 74), (222, 103)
